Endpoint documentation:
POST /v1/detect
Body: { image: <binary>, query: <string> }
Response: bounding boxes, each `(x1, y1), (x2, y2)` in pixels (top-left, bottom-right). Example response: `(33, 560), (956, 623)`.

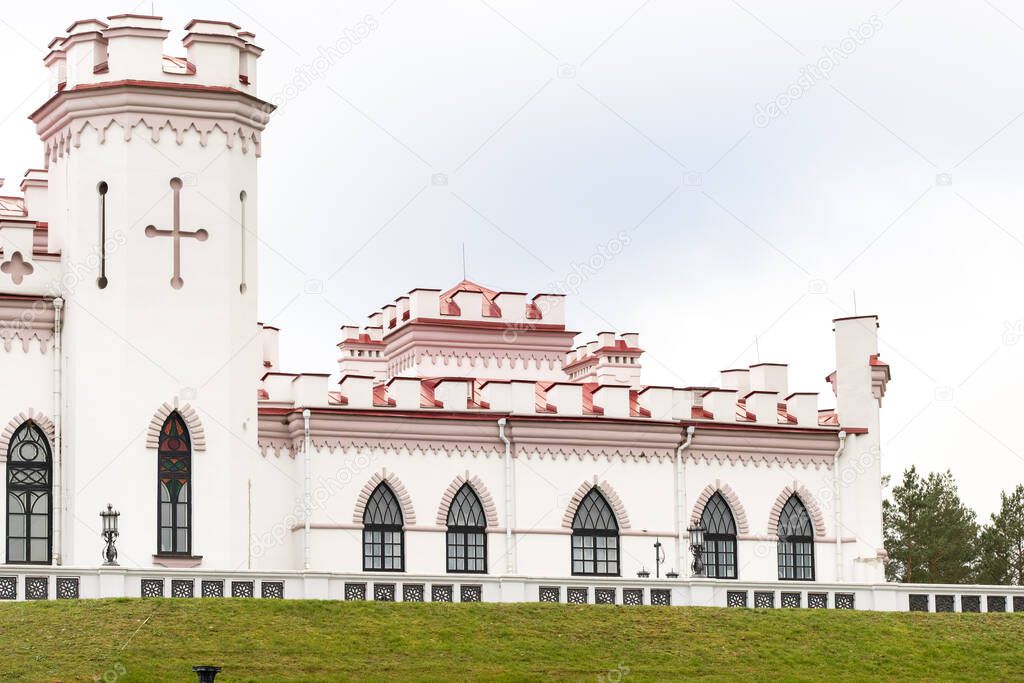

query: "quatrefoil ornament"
(0, 251), (33, 285)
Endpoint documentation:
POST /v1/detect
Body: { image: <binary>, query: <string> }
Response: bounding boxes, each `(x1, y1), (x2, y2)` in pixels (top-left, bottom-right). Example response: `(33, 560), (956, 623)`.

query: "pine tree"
(975, 485), (1024, 585)
(883, 466), (979, 583)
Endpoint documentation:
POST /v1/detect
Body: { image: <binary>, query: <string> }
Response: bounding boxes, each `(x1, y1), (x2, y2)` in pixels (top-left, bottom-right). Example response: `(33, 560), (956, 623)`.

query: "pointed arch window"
(571, 488), (619, 576)
(157, 412), (191, 555)
(446, 484), (487, 573)
(6, 421), (52, 564)
(777, 495), (815, 580)
(701, 492), (737, 579)
(363, 483), (404, 571)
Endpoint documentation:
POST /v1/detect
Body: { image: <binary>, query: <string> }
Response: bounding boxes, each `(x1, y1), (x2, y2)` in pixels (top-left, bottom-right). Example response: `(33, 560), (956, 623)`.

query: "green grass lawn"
(0, 599), (1020, 682)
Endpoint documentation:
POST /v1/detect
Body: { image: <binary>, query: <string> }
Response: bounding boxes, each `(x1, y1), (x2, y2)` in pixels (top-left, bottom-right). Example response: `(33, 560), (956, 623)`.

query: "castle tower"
(830, 315), (891, 582)
(29, 15), (272, 568)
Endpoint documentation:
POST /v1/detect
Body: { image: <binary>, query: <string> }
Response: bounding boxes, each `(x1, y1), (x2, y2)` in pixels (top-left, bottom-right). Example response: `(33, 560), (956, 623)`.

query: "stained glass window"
(6, 421), (51, 564)
(157, 412), (191, 555)
(701, 492), (738, 579)
(446, 484), (486, 573)
(777, 495), (814, 580)
(571, 489), (619, 576)
(363, 483), (403, 571)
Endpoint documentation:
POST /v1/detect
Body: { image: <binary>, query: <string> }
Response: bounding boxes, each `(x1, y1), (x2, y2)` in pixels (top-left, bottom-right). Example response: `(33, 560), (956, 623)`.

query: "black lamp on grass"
(193, 665), (221, 682)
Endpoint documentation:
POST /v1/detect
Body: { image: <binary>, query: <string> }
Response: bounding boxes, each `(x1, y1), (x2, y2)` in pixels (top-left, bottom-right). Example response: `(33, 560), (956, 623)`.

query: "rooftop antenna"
(461, 242), (466, 281)
(853, 290), (858, 315)
(754, 335), (760, 363)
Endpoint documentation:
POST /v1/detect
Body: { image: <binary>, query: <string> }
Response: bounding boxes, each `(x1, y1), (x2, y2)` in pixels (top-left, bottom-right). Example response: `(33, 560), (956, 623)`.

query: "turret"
(25, 16), (274, 569)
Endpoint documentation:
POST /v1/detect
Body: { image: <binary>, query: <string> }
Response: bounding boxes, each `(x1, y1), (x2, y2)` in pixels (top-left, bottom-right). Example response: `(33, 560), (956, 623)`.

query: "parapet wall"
(45, 16), (263, 96)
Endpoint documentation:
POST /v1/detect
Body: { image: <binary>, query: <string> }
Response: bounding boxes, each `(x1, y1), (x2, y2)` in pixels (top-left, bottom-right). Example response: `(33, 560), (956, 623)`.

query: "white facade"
(0, 15), (946, 609)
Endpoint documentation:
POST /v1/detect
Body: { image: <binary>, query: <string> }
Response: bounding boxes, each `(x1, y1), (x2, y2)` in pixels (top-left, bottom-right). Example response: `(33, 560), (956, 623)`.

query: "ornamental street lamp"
(687, 523), (705, 577)
(100, 503), (120, 566)
(654, 537), (666, 578)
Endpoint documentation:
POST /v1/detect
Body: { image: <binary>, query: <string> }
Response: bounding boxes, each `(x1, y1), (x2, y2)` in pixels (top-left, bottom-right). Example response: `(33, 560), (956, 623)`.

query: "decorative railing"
(0, 567), (1020, 612)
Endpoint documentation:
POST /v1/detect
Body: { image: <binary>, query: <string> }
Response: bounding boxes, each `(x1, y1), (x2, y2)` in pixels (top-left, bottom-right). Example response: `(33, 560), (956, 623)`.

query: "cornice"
(257, 409), (841, 468)
(30, 82), (272, 159)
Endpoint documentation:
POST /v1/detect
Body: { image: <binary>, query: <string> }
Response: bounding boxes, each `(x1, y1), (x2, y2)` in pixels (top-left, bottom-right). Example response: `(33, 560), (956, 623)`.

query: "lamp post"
(687, 523), (705, 577)
(100, 503), (119, 566)
(653, 537), (665, 578)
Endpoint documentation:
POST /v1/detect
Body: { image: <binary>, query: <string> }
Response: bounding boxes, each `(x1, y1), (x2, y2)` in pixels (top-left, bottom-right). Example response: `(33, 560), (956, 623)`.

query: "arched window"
(363, 483), (404, 571)
(6, 421), (52, 564)
(157, 412), (191, 555)
(571, 488), (619, 576)
(446, 484), (487, 573)
(701, 492), (737, 579)
(777, 494), (814, 580)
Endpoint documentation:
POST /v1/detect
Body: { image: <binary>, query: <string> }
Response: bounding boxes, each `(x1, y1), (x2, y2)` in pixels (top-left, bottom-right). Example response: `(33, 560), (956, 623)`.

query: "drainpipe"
(833, 430), (847, 581)
(302, 408), (311, 571)
(497, 417), (514, 574)
(52, 297), (64, 565)
(675, 425), (695, 574)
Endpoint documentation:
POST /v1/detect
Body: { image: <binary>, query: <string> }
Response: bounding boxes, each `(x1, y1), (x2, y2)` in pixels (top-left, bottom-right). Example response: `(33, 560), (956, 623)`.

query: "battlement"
(44, 15), (264, 96)
(563, 331), (642, 385)
(368, 280), (567, 333)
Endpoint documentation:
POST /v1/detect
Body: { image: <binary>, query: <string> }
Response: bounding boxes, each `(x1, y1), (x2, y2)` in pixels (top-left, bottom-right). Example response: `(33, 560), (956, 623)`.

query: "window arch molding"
(436, 473), (499, 527)
(689, 481), (749, 534)
(156, 411), (192, 556)
(766, 483), (827, 538)
(0, 410), (55, 462)
(352, 469), (416, 526)
(146, 402), (206, 452)
(6, 419), (53, 564)
(561, 478), (630, 530)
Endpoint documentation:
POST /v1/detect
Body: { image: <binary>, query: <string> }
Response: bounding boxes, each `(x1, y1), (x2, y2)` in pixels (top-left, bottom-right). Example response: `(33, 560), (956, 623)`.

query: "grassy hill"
(0, 599), (1020, 681)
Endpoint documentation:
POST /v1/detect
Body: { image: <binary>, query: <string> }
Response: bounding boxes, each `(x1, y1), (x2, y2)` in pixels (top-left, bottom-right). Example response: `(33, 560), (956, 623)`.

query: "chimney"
(62, 19), (109, 88)
(749, 363), (788, 395)
(183, 19), (245, 88)
(745, 391), (778, 425)
(832, 316), (879, 426)
(785, 392), (819, 426)
(703, 389), (737, 423)
(720, 369), (749, 395)
(104, 14), (168, 81)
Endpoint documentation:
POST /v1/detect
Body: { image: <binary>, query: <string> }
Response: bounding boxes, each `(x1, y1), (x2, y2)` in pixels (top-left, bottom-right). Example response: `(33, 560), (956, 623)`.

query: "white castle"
(0, 14), (1014, 612)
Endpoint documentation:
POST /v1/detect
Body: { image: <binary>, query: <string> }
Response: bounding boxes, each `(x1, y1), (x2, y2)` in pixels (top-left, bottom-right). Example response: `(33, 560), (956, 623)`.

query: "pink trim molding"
(766, 481), (827, 538)
(145, 402), (206, 451)
(0, 409), (56, 461)
(352, 469), (417, 525)
(561, 476), (631, 530)
(689, 480), (750, 534)
(435, 471), (500, 527)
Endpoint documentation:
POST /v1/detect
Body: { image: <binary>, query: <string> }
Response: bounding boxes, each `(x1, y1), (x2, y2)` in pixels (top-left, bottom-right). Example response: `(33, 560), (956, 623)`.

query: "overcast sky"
(3, 1), (1023, 519)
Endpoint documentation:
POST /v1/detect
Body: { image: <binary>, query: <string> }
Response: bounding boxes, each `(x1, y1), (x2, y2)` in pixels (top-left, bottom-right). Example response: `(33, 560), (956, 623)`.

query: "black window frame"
(362, 483), (405, 572)
(570, 488), (620, 577)
(445, 483), (487, 574)
(157, 412), (192, 556)
(701, 492), (738, 579)
(777, 494), (815, 581)
(6, 421), (53, 565)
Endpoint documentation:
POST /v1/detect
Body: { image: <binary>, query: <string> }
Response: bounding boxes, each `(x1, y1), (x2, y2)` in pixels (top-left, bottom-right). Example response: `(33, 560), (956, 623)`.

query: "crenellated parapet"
(258, 281), (886, 437)
(32, 15), (272, 163)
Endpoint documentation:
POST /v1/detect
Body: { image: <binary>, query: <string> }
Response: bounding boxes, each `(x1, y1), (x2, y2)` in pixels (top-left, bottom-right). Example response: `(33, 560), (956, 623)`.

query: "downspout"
(675, 425), (695, 574)
(52, 297), (64, 566)
(833, 430), (847, 581)
(497, 417), (514, 574)
(302, 408), (311, 571)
